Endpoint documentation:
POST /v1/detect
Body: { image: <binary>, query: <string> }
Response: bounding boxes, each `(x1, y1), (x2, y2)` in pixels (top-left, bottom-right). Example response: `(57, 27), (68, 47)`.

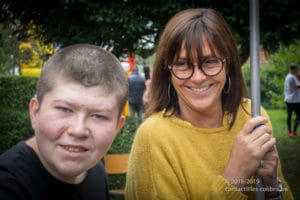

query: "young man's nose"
(68, 116), (89, 137)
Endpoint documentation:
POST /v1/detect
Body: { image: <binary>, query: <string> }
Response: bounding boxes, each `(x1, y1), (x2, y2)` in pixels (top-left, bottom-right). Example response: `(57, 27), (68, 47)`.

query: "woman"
(125, 8), (293, 199)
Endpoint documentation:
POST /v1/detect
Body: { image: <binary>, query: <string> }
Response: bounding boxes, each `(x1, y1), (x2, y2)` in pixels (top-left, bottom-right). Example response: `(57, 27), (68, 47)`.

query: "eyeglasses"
(168, 56), (226, 80)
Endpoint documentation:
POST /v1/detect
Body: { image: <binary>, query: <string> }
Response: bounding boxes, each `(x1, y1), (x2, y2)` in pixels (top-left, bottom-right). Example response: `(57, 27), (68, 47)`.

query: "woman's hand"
(257, 148), (280, 198)
(223, 116), (276, 188)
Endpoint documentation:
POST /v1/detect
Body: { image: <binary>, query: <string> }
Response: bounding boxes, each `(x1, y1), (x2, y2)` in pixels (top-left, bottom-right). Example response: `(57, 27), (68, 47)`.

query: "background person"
(284, 63), (300, 137)
(125, 8), (293, 200)
(128, 66), (145, 123)
(0, 44), (128, 200)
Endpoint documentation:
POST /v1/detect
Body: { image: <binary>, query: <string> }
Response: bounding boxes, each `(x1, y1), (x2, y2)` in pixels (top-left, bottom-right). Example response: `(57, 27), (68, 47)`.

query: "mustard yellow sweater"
(125, 99), (293, 200)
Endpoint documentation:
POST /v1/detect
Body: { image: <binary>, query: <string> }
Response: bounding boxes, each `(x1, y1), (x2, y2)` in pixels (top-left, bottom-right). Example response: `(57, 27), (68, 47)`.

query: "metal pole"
(250, 0), (261, 117)
(250, 0), (265, 199)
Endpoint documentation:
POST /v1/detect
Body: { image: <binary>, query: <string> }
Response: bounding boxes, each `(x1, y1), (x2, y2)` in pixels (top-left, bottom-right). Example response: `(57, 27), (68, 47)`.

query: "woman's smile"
(187, 84), (212, 93)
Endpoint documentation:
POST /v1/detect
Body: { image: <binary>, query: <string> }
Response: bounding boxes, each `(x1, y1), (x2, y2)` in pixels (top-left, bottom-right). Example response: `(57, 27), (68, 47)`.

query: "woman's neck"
(178, 105), (223, 128)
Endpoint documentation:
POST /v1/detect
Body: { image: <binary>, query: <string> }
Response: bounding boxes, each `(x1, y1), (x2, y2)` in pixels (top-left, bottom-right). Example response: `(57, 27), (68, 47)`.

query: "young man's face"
(29, 79), (125, 183)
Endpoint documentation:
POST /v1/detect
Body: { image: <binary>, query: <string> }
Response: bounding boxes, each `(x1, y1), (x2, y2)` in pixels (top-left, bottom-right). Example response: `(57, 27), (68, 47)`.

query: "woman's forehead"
(176, 41), (218, 59)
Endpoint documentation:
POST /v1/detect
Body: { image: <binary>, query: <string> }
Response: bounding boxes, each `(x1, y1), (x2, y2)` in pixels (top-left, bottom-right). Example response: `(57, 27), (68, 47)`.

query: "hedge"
(0, 76), (38, 110)
(0, 76), (37, 153)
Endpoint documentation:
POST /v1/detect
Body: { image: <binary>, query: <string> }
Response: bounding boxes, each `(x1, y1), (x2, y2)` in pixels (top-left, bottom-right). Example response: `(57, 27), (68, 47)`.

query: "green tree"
(0, 24), (19, 75)
(1, 0), (300, 61)
(242, 40), (300, 109)
(266, 40), (300, 107)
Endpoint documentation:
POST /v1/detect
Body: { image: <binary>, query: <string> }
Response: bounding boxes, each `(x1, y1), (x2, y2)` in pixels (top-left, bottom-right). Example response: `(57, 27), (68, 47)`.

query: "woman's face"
(170, 43), (227, 115)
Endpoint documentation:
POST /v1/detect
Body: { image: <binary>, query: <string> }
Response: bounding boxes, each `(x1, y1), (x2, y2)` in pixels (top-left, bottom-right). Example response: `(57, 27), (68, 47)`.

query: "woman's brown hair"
(146, 8), (246, 129)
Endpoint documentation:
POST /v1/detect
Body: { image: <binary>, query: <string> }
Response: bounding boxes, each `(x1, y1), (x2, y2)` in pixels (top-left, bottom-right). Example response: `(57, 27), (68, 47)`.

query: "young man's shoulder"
(0, 141), (41, 184)
(0, 141), (31, 168)
(0, 142), (109, 200)
(0, 141), (40, 199)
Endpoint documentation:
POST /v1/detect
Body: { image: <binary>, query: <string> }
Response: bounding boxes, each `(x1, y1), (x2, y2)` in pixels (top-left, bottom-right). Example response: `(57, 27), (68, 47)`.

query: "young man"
(0, 44), (128, 199)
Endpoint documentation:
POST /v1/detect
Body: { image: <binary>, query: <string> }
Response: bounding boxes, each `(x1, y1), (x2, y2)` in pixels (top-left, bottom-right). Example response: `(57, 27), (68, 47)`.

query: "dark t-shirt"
(0, 141), (109, 200)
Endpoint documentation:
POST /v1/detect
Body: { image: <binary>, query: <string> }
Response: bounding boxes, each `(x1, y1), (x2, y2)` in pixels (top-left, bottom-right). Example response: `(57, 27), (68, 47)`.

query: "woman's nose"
(190, 65), (206, 81)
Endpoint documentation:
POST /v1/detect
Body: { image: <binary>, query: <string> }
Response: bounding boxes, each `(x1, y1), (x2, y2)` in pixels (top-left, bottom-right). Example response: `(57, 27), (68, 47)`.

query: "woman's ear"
(29, 98), (39, 130)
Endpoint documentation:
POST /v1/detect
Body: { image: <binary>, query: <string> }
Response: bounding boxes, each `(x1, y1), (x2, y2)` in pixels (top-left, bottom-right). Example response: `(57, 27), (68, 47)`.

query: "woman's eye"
(174, 60), (188, 67)
(205, 58), (219, 64)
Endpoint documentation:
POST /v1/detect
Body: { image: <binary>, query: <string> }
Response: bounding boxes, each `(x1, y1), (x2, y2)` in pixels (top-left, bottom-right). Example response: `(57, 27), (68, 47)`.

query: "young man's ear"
(116, 115), (126, 133)
(29, 98), (39, 130)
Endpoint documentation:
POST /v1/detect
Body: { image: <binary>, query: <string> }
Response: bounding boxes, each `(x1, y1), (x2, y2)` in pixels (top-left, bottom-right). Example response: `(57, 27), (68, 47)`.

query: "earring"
(223, 75), (231, 94)
(167, 80), (171, 102)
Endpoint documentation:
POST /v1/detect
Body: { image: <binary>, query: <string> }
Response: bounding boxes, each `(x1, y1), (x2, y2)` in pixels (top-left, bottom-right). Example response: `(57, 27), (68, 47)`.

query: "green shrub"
(243, 63), (286, 109)
(108, 116), (137, 154)
(0, 76), (37, 154)
(0, 109), (33, 153)
(0, 76), (37, 110)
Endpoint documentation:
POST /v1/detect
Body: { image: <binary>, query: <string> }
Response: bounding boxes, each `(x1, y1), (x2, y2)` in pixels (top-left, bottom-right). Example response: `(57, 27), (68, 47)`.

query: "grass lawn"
(267, 109), (300, 199)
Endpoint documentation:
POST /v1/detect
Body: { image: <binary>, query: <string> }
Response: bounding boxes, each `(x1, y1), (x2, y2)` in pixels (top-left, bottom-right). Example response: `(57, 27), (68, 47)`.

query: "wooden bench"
(104, 154), (129, 198)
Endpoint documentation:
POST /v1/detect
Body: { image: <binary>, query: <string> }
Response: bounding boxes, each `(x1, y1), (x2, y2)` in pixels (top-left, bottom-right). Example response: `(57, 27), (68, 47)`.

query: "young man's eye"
(91, 114), (107, 120)
(56, 107), (71, 113)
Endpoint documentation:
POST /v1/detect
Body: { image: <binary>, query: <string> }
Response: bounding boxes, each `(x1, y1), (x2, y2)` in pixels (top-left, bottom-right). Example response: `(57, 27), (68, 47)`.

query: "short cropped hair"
(36, 44), (128, 114)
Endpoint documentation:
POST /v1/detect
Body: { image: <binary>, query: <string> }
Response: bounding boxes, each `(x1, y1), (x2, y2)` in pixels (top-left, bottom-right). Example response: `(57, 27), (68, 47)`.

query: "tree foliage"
(242, 40), (300, 109)
(0, 24), (19, 75)
(1, 0), (299, 61)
